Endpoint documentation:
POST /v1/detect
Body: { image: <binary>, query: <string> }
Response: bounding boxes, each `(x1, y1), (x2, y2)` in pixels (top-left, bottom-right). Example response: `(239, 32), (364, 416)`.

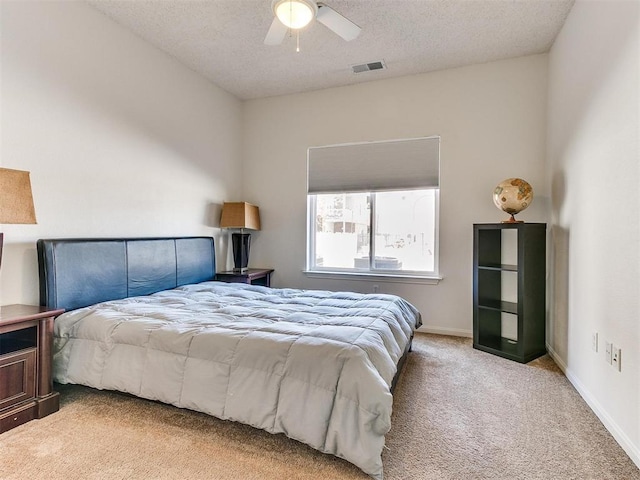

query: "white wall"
(0, 1), (243, 304)
(242, 54), (549, 336)
(546, 0), (639, 467)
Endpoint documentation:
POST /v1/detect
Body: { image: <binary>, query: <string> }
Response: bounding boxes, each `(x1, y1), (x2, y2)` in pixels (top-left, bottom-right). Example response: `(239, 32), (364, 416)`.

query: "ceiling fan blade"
(264, 17), (288, 45)
(316, 3), (361, 41)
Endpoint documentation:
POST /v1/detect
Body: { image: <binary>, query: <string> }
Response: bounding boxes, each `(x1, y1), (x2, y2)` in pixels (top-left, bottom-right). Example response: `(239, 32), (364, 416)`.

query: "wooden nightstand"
(216, 268), (274, 287)
(0, 304), (64, 433)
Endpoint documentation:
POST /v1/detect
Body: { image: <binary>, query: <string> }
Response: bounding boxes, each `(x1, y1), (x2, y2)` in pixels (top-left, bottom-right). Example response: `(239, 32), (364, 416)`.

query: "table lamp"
(0, 167), (37, 269)
(220, 202), (261, 272)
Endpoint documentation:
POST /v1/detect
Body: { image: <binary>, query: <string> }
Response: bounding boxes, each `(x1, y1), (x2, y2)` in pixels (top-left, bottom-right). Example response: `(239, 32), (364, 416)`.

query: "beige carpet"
(1, 333), (637, 480)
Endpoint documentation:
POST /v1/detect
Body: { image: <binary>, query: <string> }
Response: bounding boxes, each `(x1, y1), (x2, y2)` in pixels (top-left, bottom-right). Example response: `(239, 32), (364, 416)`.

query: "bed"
(37, 237), (421, 479)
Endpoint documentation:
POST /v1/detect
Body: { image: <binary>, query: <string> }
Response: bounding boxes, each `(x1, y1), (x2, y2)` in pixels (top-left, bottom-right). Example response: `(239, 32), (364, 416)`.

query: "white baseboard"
(546, 344), (640, 470)
(417, 325), (473, 338)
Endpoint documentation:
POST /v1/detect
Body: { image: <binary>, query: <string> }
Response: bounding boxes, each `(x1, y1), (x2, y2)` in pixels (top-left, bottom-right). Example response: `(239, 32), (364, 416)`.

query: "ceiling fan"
(264, 0), (361, 46)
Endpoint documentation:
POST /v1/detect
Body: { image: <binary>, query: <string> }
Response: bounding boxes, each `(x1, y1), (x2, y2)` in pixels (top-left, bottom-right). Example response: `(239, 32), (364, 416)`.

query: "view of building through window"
(312, 189), (437, 273)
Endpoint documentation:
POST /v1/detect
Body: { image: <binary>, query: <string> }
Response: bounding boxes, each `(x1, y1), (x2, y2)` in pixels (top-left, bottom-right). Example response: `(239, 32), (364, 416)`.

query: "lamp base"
(231, 233), (251, 271)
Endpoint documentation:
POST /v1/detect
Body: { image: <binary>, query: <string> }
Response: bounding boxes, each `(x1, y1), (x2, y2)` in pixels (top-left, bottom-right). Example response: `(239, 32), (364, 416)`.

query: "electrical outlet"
(592, 332), (598, 352)
(605, 341), (612, 364)
(612, 347), (622, 372)
(373, 284), (379, 293)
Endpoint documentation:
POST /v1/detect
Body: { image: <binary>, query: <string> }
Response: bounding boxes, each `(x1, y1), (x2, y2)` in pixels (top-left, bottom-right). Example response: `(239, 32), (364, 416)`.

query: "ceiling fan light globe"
(274, 0), (316, 29)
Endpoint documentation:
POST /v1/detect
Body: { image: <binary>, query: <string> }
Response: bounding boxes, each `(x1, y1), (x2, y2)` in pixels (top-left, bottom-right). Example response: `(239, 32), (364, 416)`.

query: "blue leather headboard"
(37, 237), (216, 311)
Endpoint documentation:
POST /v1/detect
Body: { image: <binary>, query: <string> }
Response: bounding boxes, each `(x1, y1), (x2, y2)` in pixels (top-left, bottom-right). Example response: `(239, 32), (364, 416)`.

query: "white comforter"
(53, 281), (421, 479)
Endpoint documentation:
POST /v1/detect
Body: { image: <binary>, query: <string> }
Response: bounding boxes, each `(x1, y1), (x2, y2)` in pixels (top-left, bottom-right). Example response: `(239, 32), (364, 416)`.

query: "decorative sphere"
(493, 178), (534, 219)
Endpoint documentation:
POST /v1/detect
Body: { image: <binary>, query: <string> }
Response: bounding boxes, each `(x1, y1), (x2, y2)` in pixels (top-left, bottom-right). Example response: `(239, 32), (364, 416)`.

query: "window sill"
(302, 270), (442, 285)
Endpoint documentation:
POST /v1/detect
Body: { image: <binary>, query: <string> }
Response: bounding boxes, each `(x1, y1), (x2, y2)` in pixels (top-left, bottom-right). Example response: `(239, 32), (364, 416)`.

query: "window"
(307, 137), (440, 277)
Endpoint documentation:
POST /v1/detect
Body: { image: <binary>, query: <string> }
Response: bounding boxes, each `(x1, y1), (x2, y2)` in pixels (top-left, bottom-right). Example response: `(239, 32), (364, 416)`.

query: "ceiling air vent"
(351, 60), (386, 74)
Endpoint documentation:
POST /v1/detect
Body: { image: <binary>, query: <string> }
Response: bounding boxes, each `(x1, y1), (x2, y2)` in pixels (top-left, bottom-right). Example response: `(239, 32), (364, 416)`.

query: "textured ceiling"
(86, 0), (575, 100)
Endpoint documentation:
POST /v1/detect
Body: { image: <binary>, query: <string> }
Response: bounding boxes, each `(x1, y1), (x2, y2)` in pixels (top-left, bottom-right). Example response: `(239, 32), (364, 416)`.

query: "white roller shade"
(307, 136), (440, 194)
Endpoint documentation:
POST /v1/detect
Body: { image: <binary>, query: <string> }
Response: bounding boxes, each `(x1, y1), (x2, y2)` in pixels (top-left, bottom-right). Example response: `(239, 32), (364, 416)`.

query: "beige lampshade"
(220, 202), (260, 230)
(0, 167), (37, 224)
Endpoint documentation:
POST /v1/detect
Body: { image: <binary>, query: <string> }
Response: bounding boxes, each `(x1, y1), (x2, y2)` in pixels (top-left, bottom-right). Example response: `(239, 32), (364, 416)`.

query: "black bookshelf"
(473, 223), (547, 363)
